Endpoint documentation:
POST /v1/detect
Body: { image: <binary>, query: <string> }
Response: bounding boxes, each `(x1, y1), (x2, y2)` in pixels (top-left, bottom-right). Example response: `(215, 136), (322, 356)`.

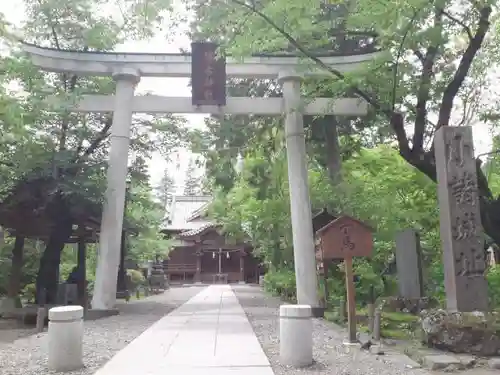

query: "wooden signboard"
(315, 216), (373, 260)
(191, 42), (226, 106)
(316, 215), (373, 344)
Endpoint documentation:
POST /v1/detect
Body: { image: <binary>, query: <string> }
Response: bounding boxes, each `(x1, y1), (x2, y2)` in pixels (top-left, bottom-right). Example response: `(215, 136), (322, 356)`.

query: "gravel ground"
(0, 286), (205, 375)
(232, 285), (432, 375)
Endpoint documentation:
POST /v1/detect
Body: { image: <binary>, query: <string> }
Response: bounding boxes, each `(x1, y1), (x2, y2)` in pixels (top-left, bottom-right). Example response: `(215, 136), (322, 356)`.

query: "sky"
(0, 0), (496, 192)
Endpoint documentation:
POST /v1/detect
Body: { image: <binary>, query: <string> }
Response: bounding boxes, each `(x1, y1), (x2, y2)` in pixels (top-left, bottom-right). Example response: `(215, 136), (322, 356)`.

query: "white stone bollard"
(279, 304), (313, 367)
(48, 305), (84, 372)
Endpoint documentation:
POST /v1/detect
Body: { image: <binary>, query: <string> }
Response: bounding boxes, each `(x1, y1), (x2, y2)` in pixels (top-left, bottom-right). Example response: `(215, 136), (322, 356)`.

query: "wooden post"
(239, 251), (245, 282)
(367, 303), (375, 333)
(373, 309), (381, 341)
(116, 230), (128, 299)
(77, 237), (86, 309)
(339, 298), (346, 321)
(344, 257), (357, 343)
(322, 260), (329, 309)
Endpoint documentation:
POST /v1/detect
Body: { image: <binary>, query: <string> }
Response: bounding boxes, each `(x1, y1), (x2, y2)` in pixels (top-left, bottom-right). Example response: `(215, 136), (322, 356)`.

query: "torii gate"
(21, 42), (375, 311)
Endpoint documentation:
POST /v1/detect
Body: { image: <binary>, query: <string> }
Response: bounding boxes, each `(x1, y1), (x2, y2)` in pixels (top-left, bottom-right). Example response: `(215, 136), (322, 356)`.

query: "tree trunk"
(35, 198), (73, 304)
(7, 236), (25, 299)
(323, 118), (343, 184)
(400, 150), (500, 249)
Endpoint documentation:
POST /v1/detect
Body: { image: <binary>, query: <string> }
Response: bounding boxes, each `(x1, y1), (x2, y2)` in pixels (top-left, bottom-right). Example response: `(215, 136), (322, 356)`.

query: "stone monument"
(395, 229), (423, 299)
(434, 126), (488, 312)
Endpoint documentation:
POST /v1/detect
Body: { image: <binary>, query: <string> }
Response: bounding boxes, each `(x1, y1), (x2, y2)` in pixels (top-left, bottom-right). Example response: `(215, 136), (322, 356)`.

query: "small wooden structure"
(0, 174), (135, 311)
(315, 214), (373, 343)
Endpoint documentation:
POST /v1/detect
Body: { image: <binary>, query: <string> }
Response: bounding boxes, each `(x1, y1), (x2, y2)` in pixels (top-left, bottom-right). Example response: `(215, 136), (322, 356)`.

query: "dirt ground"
(0, 319), (38, 346)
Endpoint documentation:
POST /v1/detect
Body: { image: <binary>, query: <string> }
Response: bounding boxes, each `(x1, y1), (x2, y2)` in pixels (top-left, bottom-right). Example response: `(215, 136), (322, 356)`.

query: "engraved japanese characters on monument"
(434, 126), (488, 312)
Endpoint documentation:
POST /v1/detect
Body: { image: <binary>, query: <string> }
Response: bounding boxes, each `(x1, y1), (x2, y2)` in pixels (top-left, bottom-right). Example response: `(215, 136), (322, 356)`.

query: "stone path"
(94, 284), (274, 375)
(0, 285), (204, 375)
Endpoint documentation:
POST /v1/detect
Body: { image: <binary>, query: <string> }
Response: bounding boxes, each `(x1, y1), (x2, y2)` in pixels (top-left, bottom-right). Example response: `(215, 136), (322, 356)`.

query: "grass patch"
(382, 311), (419, 323)
(324, 307), (420, 341)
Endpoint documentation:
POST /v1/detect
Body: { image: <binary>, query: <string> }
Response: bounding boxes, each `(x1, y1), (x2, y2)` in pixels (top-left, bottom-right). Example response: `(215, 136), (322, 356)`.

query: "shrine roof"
(178, 222), (217, 238)
(162, 195), (212, 232)
(312, 208), (337, 233)
(187, 200), (211, 221)
(316, 215), (373, 235)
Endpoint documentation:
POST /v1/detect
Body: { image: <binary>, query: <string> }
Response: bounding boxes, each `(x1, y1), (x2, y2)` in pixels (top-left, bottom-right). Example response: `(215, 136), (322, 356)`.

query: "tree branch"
(435, 5), (491, 130)
(439, 10), (473, 40)
(390, 112), (411, 158)
(413, 49), (425, 63)
(227, 0), (390, 117)
(412, 9), (441, 153)
(77, 115), (113, 162)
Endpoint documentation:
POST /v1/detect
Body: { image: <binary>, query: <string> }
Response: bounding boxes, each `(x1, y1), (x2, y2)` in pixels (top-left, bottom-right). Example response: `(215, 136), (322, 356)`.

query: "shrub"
(487, 265), (500, 308)
(127, 269), (146, 290)
(21, 283), (36, 303)
(264, 269), (296, 301)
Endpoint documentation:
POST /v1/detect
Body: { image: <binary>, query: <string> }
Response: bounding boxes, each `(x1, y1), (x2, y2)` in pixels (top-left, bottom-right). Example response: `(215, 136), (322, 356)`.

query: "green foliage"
(126, 269), (146, 289)
(263, 269), (296, 301)
(21, 283), (37, 303)
(127, 182), (172, 264)
(0, 238), (42, 297)
(0, 0), (181, 298)
(487, 265), (500, 308)
(186, 0), (500, 265)
(155, 167), (175, 213)
(209, 145), (441, 304)
(183, 157), (203, 196)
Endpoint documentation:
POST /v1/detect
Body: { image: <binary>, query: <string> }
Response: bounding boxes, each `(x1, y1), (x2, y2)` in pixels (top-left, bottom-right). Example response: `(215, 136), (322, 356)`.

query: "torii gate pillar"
(92, 68), (140, 310)
(279, 72), (319, 310)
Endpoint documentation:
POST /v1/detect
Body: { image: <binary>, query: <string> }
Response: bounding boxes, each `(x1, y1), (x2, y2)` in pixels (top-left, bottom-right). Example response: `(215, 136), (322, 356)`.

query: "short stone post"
(339, 298), (346, 321)
(373, 309), (381, 341)
(36, 307), (46, 333)
(367, 303), (375, 333)
(279, 305), (313, 367)
(48, 306), (84, 372)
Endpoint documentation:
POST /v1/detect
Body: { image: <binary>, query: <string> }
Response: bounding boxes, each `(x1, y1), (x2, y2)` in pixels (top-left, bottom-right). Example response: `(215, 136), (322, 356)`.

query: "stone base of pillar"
(279, 305), (313, 367)
(238, 281), (246, 285)
(48, 306), (84, 372)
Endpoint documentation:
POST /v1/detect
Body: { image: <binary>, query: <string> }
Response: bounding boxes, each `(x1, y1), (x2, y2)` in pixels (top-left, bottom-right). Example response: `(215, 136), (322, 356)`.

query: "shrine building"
(161, 195), (260, 284)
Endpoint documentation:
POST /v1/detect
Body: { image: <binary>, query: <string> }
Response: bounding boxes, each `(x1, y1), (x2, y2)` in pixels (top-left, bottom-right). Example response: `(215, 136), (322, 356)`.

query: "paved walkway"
(94, 285), (274, 375)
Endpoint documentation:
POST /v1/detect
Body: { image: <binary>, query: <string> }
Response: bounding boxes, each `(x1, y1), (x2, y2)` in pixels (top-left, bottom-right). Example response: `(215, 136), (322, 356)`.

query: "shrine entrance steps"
(94, 285), (274, 375)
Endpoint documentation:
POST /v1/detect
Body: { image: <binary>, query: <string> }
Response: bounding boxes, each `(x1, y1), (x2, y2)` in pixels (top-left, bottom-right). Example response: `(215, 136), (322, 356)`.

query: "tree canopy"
(184, 0), (500, 306)
(3, 0), (500, 312)
(0, 0), (182, 301)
